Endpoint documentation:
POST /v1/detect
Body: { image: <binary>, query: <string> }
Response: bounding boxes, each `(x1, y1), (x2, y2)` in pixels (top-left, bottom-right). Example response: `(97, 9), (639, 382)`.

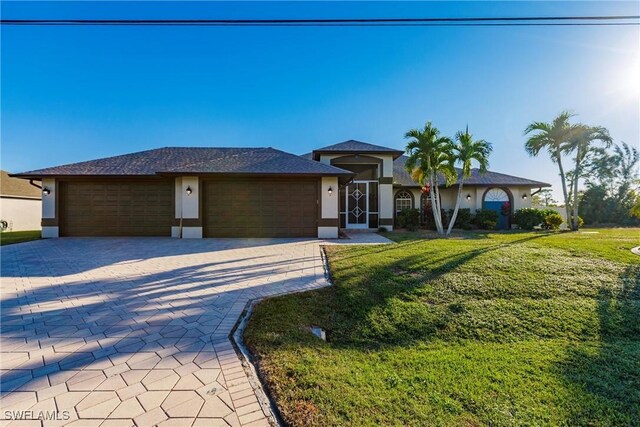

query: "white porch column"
(318, 177), (339, 238)
(172, 176), (203, 238)
(379, 155), (395, 230)
(41, 178), (58, 238)
(475, 187), (486, 212)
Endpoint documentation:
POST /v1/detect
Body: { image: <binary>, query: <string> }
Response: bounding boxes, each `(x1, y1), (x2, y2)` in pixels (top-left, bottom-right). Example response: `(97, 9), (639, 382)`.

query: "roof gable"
(312, 140), (404, 160)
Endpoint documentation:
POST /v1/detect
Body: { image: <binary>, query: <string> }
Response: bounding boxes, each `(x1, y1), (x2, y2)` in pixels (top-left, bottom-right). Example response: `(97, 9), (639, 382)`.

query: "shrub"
(513, 208), (546, 230)
(568, 216), (585, 229)
(421, 207), (447, 230)
(474, 209), (498, 230)
(543, 213), (564, 230)
(447, 208), (473, 230)
(397, 208), (420, 231)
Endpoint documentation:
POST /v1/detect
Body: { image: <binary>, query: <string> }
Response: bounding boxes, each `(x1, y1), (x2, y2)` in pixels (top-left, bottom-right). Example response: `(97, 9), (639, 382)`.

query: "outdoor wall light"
(466, 194), (472, 200)
(522, 194), (528, 200)
(43, 187), (51, 196)
(328, 186), (333, 196)
(186, 186), (193, 196)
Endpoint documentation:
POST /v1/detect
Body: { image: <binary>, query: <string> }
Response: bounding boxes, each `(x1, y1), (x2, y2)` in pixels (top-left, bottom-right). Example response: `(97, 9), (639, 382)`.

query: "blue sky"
(2, 1), (639, 199)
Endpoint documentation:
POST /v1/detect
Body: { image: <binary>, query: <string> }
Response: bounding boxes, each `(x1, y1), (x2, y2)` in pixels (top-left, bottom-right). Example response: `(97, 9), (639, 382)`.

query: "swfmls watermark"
(4, 410), (71, 421)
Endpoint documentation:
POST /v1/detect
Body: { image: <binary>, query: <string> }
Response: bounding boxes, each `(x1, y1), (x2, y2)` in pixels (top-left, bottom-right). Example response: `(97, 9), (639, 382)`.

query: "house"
(0, 170), (42, 231)
(12, 140), (550, 239)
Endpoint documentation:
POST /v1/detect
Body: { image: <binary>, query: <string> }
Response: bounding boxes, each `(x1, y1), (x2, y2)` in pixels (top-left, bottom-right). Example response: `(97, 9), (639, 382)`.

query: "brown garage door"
(60, 180), (173, 236)
(204, 179), (317, 237)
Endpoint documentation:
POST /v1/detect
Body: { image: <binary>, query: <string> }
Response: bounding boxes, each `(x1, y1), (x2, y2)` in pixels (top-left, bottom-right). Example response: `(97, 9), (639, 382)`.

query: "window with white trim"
(395, 190), (413, 214)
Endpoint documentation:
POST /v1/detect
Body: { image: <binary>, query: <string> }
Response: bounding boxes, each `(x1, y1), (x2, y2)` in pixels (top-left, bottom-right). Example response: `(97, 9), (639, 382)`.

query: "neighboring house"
(12, 140), (550, 239)
(0, 170), (42, 231)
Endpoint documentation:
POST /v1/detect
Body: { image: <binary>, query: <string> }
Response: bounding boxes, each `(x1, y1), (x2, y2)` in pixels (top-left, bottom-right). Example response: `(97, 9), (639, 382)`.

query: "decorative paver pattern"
(1, 237), (334, 426)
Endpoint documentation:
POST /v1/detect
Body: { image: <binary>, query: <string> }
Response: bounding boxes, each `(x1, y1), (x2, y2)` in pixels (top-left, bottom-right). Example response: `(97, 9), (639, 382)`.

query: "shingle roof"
(393, 156), (551, 187)
(0, 170), (41, 198)
(312, 140), (404, 160)
(12, 147), (355, 178)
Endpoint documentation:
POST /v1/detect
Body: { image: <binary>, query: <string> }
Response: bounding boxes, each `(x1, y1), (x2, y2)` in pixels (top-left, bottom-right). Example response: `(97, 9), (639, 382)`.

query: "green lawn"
(0, 230), (41, 246)
(244, 229), (640, 426)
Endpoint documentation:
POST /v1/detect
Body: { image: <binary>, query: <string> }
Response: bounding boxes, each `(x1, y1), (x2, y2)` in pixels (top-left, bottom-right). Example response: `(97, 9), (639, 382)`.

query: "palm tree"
(524, 111), (580, 227)
(446, 126), (492, 235)
(565, 124), (612, 230)
(405, 122), (455, 235)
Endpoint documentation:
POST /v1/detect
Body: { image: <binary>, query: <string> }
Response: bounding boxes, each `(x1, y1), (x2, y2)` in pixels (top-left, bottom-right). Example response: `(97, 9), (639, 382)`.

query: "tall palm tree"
(565, 124), (612, 230)
(446, 126), (492, 235)
(405, 122), (455, 235)
(524, 111), (580, 226)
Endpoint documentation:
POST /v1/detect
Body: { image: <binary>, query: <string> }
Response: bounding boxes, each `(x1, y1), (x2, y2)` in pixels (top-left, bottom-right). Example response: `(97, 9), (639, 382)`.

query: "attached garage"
(14, 147), (352, 239)
(203, 179), (318, 237)
(59, 180), (173, 236)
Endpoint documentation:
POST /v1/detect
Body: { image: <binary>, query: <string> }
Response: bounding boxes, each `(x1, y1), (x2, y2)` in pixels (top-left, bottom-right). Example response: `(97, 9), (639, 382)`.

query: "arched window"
(484, 188), (510, 202)
(395, 190), (413, 215)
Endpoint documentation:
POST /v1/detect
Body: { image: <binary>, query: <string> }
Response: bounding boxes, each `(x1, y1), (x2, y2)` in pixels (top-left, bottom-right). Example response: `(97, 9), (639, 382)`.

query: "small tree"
(564, 125), (612, 230)
(446, 126), (492, 235)
(405, 122), (455, 235)
(532, 188), (557, 207)
(524, 111), (580, 229)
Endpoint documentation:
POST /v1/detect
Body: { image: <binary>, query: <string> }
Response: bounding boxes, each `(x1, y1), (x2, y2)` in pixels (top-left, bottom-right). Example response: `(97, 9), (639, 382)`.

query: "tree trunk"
(447, 182), (464, 236)
(555, 149), (573, 230)
(429, 173), (443, 234)
(572, 148), (581, 230)
(434, 176), (445, 235)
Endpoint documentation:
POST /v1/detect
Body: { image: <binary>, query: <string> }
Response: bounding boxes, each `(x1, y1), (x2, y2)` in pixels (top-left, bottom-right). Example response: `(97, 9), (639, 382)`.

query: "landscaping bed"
(244, 229), (640, 426)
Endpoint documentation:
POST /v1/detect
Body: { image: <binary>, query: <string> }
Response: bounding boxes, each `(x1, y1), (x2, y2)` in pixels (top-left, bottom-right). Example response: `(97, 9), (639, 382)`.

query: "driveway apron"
(1, 237), (331, 426)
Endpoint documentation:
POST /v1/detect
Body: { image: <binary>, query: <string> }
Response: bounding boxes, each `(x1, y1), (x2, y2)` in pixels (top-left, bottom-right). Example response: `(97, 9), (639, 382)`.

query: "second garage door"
(60, 180), (173, 236)
(203, 179), (318, 237)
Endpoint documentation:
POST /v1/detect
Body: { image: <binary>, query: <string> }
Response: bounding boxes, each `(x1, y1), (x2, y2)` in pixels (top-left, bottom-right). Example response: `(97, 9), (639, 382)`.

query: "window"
(395, 190), (413, 214)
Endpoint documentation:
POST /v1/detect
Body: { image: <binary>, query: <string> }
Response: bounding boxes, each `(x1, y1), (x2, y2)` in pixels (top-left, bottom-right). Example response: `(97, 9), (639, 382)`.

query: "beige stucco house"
(12, 140), (549, 238)
(0, 170), (42, 231)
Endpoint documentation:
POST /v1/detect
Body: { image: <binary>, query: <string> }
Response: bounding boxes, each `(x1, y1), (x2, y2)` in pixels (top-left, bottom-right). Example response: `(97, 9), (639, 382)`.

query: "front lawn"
(0, 230), (41, 246)
(244, 229), (640, 426)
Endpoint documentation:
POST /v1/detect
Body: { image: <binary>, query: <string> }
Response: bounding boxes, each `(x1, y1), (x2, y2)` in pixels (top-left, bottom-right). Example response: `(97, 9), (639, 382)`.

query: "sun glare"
(622, 59), (640, 96)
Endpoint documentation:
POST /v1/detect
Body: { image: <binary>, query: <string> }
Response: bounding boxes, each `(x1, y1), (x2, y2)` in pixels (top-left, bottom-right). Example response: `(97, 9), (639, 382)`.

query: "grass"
(0, 230), (41, 246)
(244, 228), (640, 426)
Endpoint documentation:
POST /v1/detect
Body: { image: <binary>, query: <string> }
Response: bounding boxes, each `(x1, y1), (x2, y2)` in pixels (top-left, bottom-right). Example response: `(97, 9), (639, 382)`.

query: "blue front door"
(483, 201), (510, 229)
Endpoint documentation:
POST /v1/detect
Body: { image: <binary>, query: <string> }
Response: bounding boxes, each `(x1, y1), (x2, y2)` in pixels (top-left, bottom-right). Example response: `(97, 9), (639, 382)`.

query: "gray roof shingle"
(393, 155), (550, 187)
(13, 147), (355, 178)
(312, 140), (404, 159)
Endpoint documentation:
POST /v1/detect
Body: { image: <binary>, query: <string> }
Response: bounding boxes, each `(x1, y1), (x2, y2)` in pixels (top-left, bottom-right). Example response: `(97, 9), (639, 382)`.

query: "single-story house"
(12, 140), (550, 239)
(0, 170), (42, 231)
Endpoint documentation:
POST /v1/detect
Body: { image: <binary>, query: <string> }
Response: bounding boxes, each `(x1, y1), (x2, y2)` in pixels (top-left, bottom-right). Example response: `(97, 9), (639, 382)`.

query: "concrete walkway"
(0, 235), (391, 426)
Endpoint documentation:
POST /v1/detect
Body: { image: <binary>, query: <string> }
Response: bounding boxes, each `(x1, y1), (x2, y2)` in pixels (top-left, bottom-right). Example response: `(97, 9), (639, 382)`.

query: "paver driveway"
(0, 237), (332, 426)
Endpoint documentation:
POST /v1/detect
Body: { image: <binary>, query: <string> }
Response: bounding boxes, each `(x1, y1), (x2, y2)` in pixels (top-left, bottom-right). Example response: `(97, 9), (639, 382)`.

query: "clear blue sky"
(2, 1), (639, 199)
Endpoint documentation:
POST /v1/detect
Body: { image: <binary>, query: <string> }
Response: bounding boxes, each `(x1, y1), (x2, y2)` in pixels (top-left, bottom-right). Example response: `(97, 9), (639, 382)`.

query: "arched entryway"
(482, 188), (512, 229)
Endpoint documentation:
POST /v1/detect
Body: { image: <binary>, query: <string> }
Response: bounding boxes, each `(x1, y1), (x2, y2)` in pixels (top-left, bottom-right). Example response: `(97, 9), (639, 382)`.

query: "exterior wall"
(41, 178), (58, 238)
(42, 178), (56, 219)
(319, 176), (339, 238)
(318, 226), (338, 239)
(400, 185), (537, 213)
(0, 197), (41, 231)
(173, 176), (202, 238)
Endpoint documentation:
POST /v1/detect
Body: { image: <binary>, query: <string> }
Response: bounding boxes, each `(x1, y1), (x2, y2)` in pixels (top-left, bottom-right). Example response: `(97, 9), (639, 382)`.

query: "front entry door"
(346, 182), (369, 228)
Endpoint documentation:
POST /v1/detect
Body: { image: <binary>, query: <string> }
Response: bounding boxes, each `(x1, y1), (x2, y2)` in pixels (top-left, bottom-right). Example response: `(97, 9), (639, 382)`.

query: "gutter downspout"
(531, 187), (543, 197)
(29, 179), (42, 190)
